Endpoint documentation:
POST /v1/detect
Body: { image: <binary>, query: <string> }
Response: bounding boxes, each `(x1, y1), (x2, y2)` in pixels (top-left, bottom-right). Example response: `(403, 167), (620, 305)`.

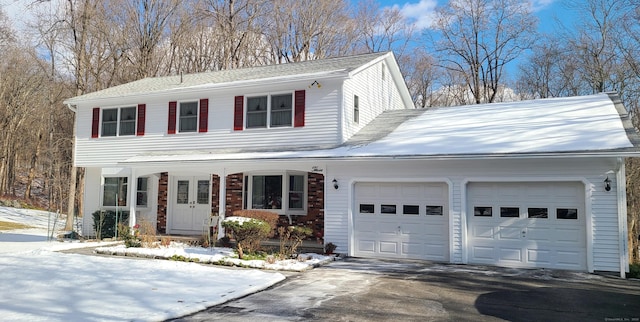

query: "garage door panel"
(471, 246), (495, 261)
(354, 182), (449, 261)
(468, 182), (586, 270)
(499, 248), (523, 262)
(555, 228), (582, 244)
(527, 249), (551, 264)
(499, 227), (522, 240)
(356, 240), (376, 253)
(379, 241), (399, 254)
(526, 227), (553, 241)
(472, 225), (495, 239)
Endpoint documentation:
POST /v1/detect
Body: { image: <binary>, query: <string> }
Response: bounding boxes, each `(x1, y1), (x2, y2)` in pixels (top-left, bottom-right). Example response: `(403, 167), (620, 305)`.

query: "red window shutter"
(294, 90), (305, 127)
(233, 95), (244, 131)
(136, 104), (146, 136)
(168, 101), (177, 134)
(199, 98), (208, 133)
(91, 107), (100, 138)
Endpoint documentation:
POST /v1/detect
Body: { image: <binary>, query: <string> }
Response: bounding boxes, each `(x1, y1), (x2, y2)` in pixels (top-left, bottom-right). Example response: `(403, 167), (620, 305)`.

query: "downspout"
(616, 157), (629, 278)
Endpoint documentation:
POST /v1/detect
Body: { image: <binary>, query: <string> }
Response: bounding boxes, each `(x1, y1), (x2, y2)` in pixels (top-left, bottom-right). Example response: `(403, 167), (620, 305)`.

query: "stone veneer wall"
(156, 172), (168, 233)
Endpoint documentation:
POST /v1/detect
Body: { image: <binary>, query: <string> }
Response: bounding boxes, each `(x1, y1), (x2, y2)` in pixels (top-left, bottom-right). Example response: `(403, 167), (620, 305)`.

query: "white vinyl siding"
(73, 80), (342, 167)
(342, 60), (406, 141)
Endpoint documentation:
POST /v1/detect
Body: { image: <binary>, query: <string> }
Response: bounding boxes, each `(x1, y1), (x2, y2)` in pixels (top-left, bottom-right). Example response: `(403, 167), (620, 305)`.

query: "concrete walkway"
(170, 258), (640, 321)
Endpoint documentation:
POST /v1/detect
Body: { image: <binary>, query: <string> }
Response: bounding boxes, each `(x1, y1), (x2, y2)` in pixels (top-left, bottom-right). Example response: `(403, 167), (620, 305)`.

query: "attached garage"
(466, 182), (587, 270)
(353, 182), (449, 261)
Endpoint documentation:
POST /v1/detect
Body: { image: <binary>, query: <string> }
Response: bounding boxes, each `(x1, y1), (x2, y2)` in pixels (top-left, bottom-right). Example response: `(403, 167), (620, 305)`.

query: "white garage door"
(467, 182), (586, 270)
(354, 182), (449, 261)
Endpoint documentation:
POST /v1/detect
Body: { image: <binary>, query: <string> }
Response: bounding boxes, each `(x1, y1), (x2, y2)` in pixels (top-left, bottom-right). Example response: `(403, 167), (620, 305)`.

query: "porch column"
(128, 168), (137, 228)
(217, 170), (226, 238)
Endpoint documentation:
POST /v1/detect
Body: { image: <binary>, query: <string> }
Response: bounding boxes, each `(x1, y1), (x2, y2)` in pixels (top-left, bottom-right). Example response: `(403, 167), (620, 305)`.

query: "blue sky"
(374, 0), (574, 34)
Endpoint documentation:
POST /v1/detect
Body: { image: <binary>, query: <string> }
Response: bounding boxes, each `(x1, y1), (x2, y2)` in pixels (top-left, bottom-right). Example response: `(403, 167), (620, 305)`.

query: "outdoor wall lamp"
(604, 176), (612, 192)
(332, 178), (339, 190)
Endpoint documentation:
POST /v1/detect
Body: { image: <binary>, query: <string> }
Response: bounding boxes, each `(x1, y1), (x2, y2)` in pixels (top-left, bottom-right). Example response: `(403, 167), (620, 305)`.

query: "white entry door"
(171, 176), (211, 234)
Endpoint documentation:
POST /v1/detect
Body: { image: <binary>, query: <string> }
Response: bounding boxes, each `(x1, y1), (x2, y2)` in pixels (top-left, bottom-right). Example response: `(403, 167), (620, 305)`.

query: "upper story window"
(354, 95), (359, 124)
(92, 104), (145, 138)
(101, 107), (136, 137)
(246, 93), (293, 129)
(179, 101), (198, 132)
(167, 99), (208, 134)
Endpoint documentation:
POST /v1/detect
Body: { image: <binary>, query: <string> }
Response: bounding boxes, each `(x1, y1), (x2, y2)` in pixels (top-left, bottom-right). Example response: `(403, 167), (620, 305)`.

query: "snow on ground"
(0, 206), (287, 321)
(95, 243), (335, 271)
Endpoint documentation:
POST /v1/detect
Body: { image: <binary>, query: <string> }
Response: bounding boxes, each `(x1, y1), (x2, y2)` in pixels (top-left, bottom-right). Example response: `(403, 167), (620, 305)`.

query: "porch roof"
(121, 93), (640, 166)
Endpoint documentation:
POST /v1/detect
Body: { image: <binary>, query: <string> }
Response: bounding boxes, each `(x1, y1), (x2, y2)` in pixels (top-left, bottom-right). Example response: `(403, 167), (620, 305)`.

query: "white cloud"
(394, 0), (438, 30)
(0, 0), (32, 30)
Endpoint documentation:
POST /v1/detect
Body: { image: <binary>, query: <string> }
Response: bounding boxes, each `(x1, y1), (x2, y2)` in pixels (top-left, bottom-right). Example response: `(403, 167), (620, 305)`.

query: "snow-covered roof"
(122, 93), (640, 165)
(64, 52), (396, 104)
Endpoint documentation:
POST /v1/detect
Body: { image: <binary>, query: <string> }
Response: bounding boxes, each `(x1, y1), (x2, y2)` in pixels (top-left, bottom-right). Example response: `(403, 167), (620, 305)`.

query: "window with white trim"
(246, 93), (293, 128)
(103, 177), (128, 207)
(136, 177), (148, 207)
(179, 101), (198, 132)
(102, 106), (136, 136)
(245, 172), (306, 212)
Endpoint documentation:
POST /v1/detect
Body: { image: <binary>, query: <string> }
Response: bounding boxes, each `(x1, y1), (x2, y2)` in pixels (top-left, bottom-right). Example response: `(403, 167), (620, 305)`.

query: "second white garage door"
(467, 182), (587, 270)
(353, 182), (449, 261)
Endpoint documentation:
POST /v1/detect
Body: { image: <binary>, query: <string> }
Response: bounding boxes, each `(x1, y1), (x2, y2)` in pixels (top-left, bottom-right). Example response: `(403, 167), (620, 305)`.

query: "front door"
(171, 176), (211, 234)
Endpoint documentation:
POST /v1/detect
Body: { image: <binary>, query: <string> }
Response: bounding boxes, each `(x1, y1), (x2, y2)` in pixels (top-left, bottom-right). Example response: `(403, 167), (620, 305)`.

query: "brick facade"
(156, 172), (168, 233)
(158, 171), (324, 239)
(225, 173), (244, 214)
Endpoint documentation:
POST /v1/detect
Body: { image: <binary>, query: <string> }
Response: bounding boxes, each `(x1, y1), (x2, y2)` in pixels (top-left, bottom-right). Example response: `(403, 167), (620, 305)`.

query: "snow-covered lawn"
(0, 207), (289, 321)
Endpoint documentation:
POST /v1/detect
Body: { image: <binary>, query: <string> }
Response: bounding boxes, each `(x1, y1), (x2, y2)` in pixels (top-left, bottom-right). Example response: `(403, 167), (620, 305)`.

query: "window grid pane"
(103, 177), (127, 207)
(252, 175), (282, 209)
(119, 107), (136, 136)
(271, 94), (292, 127)
(197, 180), (209, 204)
(179, 102), (198, 132)
(247, 96), (268, 128)
(136, 177), (148, 207)
(288, 175), (304, 210)
(102, 109), (118, 136)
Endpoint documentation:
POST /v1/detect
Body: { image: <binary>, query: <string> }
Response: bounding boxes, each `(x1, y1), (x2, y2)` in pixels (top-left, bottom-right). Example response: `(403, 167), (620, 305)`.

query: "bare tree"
(430, 0), (537, 104)
(266, 0), (354, 63)
(353, 0), (414, 56)
(400, 48), (440, 108)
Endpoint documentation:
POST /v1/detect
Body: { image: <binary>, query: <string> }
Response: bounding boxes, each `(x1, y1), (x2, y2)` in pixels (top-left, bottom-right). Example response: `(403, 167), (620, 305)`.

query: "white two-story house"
(65, 51), (639, 276)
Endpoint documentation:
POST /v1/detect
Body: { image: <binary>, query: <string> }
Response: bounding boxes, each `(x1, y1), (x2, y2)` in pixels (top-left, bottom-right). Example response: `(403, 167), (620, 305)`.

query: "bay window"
(246, 173), (306, 212)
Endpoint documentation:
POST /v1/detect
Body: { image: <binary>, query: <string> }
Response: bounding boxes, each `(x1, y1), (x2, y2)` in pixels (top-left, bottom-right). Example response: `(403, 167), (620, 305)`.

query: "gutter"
(66, 103), (77, 113)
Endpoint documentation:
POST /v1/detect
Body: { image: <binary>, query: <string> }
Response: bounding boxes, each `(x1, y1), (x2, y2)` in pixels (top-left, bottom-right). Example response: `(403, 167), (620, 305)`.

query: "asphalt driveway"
(171, 258), (640, 321)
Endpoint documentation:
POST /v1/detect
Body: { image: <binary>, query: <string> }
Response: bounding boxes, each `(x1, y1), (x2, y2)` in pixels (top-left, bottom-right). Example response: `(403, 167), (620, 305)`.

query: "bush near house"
(231, 210), (279, 237)
(222, 217), (271, 259)
(92, 210), (129, 239)
(278, 225), (313, 258)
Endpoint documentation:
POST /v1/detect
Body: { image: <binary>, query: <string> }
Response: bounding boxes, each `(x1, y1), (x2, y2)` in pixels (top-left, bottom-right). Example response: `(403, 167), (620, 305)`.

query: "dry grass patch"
(0, 220), (33, 230)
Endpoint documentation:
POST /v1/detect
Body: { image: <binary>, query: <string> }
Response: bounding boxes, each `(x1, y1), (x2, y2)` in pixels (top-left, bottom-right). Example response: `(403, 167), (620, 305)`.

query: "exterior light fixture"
(332, 178), (339, 190)
(604, 176), (612, 192)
